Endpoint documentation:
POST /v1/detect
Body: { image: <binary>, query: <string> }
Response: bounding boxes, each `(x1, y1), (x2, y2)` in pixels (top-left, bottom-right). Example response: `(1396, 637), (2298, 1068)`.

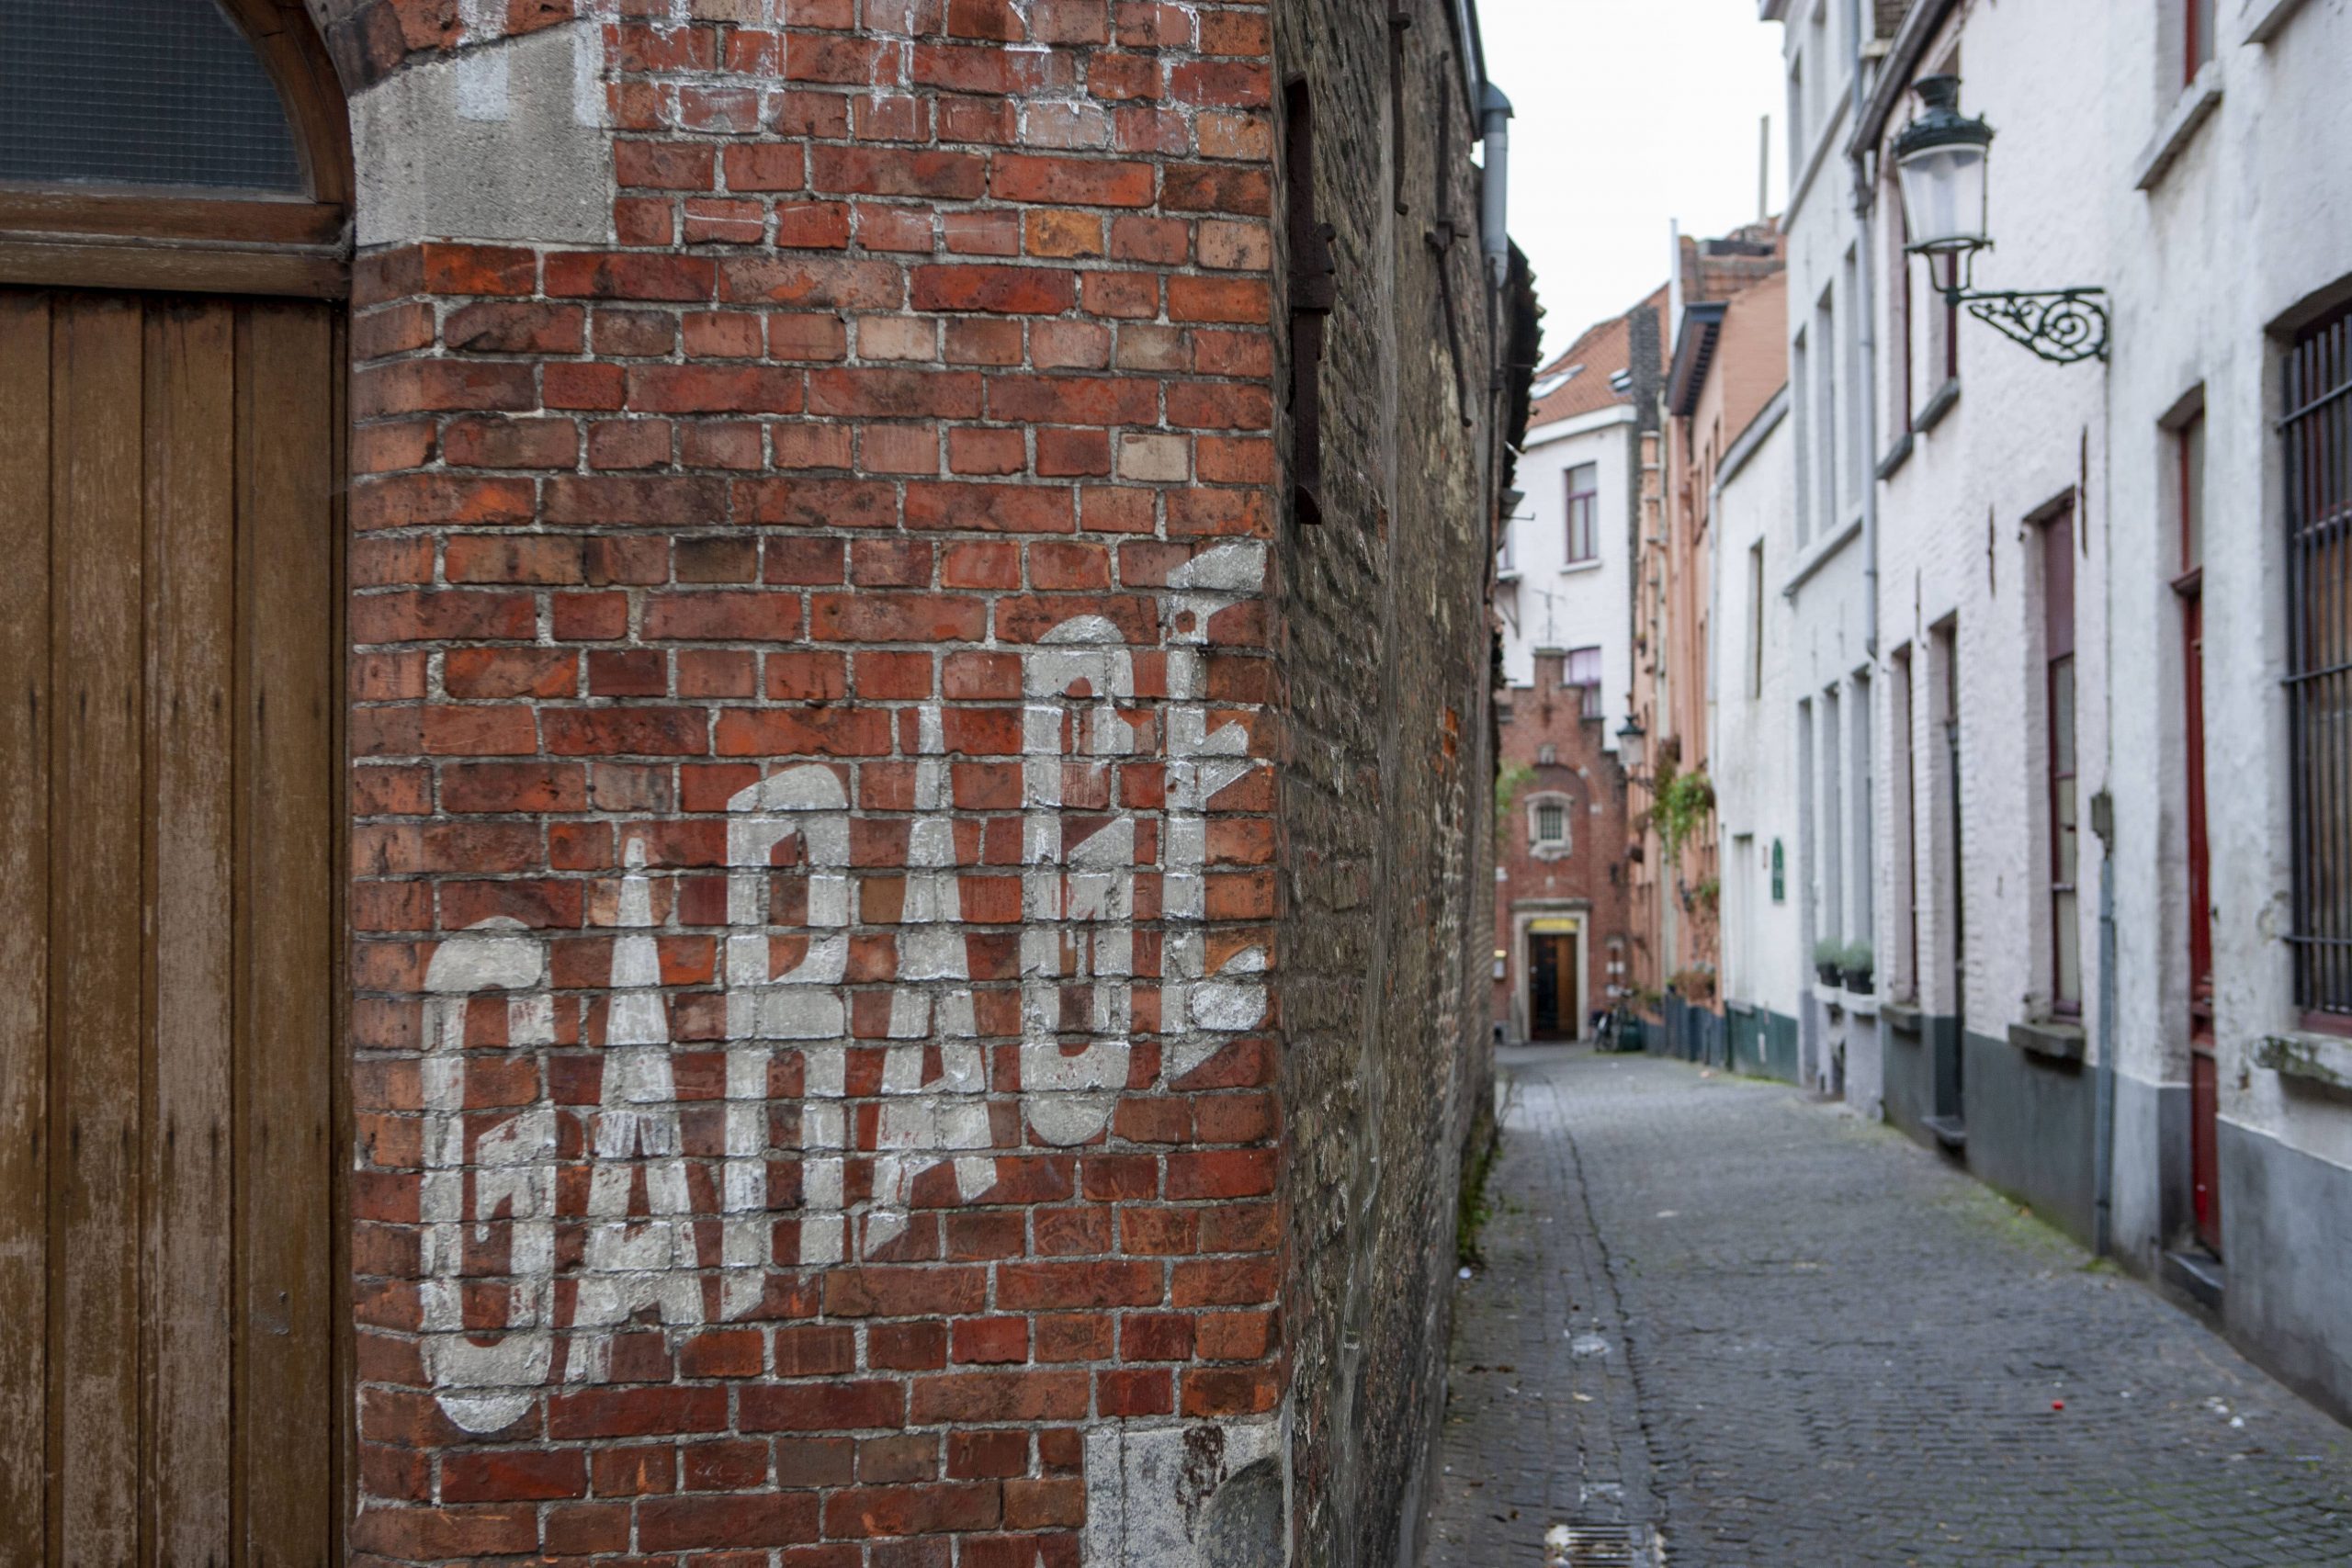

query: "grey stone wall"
(1270, 4), (1502, 1563)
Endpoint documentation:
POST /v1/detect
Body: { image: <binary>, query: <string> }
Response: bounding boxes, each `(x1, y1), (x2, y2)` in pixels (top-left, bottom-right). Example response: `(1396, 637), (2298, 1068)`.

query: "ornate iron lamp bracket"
(1957, 287), (2109, 365)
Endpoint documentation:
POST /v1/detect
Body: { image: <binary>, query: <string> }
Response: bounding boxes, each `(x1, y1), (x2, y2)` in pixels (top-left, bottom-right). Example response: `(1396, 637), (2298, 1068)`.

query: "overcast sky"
(1479, 0), (1789, 361)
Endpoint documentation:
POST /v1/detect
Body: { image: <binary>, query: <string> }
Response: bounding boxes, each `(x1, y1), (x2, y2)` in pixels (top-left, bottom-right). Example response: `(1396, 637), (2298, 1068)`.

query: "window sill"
(1497, 568), (1522, 583)
(1915, 377), (1961, 435)
(1558, 558), (1603, 576)
(2133, 62), (2222, 192)
(2009, 1019), (2086, 1065)
(2247, 0), (2312, 46)
(2256, 1031), (2352, 1090)
(1781, 513), (1863, 599)
(1876, 431), (1915, 480)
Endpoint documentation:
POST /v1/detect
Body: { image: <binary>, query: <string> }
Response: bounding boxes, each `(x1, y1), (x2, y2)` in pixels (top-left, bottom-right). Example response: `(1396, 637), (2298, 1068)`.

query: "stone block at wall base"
(2219, 1120), (2352, 1426)
(2108, 1072), (2192, 1274)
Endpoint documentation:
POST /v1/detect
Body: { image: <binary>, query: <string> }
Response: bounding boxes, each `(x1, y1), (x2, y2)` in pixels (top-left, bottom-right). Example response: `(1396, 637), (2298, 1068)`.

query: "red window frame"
(2185, 0), (2215, 85)
(2044, 507), (2080, 1013)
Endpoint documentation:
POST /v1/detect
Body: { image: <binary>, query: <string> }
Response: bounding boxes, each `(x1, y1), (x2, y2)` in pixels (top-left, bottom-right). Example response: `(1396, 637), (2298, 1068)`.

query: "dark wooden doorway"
(0, 288), (343, 1563)
(2177, 410), (2221, 1254)
(1528, 931), (1578, 1040)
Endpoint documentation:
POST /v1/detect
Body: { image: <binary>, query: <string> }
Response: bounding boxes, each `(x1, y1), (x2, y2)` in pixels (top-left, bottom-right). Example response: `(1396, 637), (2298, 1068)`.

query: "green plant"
(1690, 876), (1720, 910)
(1455, 1119), (1505, 1270)
(1814, 936), (1846, 967)
(1651, 767), (1716, 860)
(1493, 761), (1536, 850)
(1842, 939), (1875, 973)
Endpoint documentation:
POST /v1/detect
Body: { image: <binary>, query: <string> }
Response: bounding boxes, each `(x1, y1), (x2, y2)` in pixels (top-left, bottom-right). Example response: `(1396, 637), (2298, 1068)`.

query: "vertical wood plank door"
(0, 288), (341, 1566)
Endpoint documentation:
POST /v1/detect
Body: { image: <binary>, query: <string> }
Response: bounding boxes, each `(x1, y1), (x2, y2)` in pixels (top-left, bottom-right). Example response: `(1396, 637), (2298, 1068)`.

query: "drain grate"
(1543, 1522), (1661, 1567)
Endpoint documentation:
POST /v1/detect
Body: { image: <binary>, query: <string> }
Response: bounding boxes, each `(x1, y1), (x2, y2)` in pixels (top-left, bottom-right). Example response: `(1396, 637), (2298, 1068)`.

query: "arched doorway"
(0, 4), (351, 1560)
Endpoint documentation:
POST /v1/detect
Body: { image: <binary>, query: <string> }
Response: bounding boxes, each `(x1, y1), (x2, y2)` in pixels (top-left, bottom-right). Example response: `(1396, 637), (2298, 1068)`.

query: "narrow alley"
(1428, 1048), (2352, 1566)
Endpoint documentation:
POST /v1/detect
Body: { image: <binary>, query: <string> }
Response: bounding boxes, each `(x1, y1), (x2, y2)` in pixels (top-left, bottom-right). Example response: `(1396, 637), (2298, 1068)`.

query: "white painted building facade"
(1708, 390), (1805, 1057)
(1719, 0), (2352, 1420)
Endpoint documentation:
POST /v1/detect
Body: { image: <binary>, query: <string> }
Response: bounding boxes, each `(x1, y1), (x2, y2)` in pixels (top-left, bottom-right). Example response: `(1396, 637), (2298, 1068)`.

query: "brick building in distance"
(1492, 648), (1632, 1042)
(0, 3), (1535, 1564)
(1491, 290), (1664, 1043)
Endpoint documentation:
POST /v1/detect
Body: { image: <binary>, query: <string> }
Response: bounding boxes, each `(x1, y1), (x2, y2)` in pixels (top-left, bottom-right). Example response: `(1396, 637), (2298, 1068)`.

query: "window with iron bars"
(2285, 299), (2352, 1026)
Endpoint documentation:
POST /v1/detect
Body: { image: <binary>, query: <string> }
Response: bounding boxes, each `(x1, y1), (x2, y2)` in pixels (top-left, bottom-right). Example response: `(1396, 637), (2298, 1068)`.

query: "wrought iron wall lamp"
(1893, 74), (2110, 366)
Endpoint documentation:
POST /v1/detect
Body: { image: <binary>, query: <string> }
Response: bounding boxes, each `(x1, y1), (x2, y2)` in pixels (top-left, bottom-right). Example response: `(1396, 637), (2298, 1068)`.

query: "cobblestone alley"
(1426, 1048), (2352, 1566)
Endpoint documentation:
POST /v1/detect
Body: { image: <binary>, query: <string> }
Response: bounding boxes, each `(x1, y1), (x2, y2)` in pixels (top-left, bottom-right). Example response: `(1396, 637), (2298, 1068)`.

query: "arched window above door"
(1, 0), (303, 192)
(0, 0), (351, 298)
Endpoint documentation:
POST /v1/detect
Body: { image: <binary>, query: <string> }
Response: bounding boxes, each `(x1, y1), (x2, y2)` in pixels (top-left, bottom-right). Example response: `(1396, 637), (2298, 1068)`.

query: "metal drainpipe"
(2095, 796), (2117, 1256)
(1848, 0), (1880, 660)
(1480, 85), (1513, 297)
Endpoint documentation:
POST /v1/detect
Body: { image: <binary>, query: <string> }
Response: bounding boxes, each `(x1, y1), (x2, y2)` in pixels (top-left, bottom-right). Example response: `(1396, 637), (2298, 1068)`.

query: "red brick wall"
(1491, 654), (1631, 1042)
(343, 6), (1293, 1561)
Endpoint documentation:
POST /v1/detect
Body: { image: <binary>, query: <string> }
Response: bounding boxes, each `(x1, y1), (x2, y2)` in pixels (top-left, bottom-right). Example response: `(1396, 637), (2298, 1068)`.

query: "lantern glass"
(1614, 720), (1646, 773)
(1896, 139), (1989, 255)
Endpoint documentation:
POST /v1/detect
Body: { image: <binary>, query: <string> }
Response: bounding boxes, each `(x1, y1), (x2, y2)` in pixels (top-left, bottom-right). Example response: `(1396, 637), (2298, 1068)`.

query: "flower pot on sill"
(1842, 967), (1874, 995)
(1815, 963), (1842, 987)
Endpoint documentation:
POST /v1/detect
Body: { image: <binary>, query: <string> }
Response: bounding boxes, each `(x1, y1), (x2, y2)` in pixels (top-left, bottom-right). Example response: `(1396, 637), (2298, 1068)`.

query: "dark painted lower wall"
(1881, 1009), (1963, 1147)
(1960, 1031), (2098, 1247)
(1728, 1004), (1800, 1083)
(2220, 1119), (2352, 1425)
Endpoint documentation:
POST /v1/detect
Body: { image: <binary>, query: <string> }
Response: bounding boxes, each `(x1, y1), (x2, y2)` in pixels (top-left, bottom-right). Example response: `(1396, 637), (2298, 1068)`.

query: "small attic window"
(1530, 364), (1583, 400)
(0, 0), (304, 193)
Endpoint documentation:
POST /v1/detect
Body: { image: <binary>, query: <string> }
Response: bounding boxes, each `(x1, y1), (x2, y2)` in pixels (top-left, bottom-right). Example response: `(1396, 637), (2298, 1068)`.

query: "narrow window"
(1893, 646), (1919, 997)
(1852, 669), (1874, 956)
(2285, 302), (2352, 1024)
(1747, 541), (1766, 699)
(1564, 463), (1599, 563)
(1566, 646), (1603, 718)
(2185, 0), (2216, 83)
(2176, 403), (2219, 1248)
(1894, 197), (1916, 432)
(1283, 77), (1336, 526)
(2044, 506), (2081, 1011)
(1933, 254), (1962, 389)
(1823, 685), (1845, 943)
(1792, 328), (1813, 545)
(1843, 247), (1864, 500)
(1797, 698), (1818, 946)
(1815, 288), (1839, 533)
(1535, 801), (1566, 845)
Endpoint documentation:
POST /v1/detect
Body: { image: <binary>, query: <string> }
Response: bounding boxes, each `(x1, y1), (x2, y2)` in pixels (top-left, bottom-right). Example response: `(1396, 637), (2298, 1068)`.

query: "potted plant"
(1841, 940), (1875, 995)
(1813, 937), (1845, 987)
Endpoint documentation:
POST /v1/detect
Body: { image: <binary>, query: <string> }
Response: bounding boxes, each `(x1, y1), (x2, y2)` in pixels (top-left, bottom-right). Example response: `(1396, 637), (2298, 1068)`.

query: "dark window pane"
(0, 0), (302, 192)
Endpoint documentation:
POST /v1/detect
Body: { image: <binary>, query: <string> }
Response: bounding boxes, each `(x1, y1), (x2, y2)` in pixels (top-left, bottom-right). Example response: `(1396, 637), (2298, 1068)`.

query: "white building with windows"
(1758, 0), (1893, 1108)
(1722, 0), (2352, 1421)
(1497, 291), (1663, 739)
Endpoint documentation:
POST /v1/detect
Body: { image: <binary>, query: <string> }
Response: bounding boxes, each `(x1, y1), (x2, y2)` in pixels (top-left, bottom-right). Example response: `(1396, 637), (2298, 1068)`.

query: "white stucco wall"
(1500, 408), (1634, 746)
(1710, 398), (1804, 1026)
(1871, 1), (2115, 1055)
(2100, 0), (2352, 1181)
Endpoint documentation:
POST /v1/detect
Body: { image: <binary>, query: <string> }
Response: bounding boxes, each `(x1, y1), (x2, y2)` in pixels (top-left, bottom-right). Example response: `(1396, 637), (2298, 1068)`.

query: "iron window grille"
(2285, 300), (2352, 1024)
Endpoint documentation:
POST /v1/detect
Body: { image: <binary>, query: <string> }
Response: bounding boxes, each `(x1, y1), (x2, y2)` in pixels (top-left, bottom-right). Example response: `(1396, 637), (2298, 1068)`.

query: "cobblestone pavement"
(1425, 1045), (2352, 1567)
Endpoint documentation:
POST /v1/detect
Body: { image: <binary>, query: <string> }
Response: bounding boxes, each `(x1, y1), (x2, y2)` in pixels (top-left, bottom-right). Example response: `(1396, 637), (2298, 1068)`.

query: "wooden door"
(1529, 935), (1569, 1039)
(2178, 412), (2220, 1254)
(0, 288), (341, 1564)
